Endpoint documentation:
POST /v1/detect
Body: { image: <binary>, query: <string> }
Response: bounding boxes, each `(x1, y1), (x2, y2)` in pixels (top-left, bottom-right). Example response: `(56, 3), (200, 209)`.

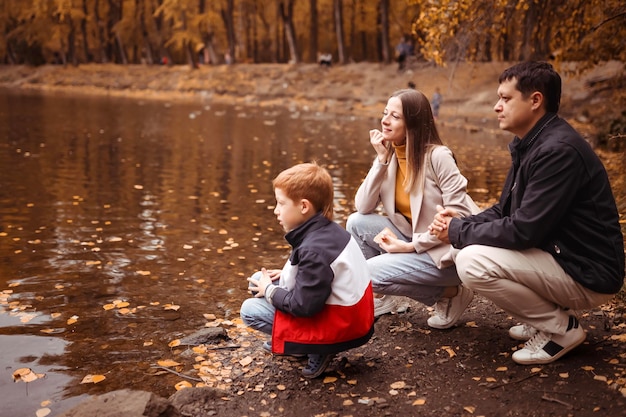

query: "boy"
(240, 162), (375, 378)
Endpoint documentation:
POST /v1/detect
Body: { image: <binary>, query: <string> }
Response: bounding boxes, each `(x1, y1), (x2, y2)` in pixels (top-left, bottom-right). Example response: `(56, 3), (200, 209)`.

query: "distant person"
(429, 61), (625, 365)
(240, 163), (375, 379)
(395, 36), (414, 71)
(318, 53), (332, 67)
(346, 89), (479, 326)
(431, 87), (442, 119)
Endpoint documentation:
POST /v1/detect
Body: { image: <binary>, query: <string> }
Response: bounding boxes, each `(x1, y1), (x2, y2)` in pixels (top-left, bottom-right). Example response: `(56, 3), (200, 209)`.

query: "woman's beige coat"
(354, 145), (478, 268)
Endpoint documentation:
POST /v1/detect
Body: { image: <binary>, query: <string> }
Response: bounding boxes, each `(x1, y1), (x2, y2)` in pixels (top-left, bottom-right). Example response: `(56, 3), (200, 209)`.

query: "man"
(429, 61), (624, 365)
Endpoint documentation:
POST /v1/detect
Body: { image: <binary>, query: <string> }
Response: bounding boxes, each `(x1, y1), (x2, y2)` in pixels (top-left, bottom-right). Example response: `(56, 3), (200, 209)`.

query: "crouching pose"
(430, 61), (624, 365)
(241, 162), (374, 378)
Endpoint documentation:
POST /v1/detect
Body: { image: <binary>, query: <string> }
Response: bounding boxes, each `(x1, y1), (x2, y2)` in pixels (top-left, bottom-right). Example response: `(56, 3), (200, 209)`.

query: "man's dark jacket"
(449, 113), (625, 294)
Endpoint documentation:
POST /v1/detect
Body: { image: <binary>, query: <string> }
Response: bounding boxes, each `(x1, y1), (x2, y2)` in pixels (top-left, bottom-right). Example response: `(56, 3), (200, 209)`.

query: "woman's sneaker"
(302, 354), (334, 378)
(427, 285), (474, 329)
(374, 295), (409, 317)
(508, 324), (537, 341)
(512, 316), (585, 365)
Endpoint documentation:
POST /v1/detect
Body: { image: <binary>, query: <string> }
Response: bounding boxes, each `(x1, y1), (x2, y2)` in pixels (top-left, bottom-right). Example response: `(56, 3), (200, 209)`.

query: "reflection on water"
(0, 89), (513, 415)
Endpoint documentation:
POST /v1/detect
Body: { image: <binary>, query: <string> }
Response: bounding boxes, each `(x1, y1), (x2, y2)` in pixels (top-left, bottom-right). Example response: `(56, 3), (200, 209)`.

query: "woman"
(346, 89), (478, 328)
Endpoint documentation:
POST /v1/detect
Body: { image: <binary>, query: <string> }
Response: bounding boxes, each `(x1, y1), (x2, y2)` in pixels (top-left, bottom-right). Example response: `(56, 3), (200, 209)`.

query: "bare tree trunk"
(67, 14), (78, 65)
(81, 0), (91, 62)
(379, 0), (390, 64)
(221, 0), (236, 63)
(280, 0), (299, 63)
(94, 0), (108, 62)
(334, 0), (346, 64)
(309, 0), (318, 63)
(520, 0), (538, 60)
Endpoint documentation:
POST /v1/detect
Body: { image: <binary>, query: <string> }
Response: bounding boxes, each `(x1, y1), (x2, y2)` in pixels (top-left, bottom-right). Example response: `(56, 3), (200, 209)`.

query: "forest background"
(1, 0), (625, 70)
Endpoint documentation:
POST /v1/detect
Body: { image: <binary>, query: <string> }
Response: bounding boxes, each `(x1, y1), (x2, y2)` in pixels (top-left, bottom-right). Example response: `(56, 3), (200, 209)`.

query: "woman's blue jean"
(345, 212), (460, 306)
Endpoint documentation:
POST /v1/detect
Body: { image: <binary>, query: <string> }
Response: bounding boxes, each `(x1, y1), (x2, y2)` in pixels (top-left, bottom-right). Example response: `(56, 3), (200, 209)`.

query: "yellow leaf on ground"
(67, 315), (79, 325)
(103, 304), (115, 310)
(496, 366), (507, 372)
(175, 381), (192, 391)
(531, 367), (542, 373)
(12, 368), (32, 382)
(610, 334), (626, 342)
(158, 359), (181, 367)
(412, 398), (426, 406)
(277, 384), (286, 390)
(168, 339), (181, 348)
(164, 304), (180, 311)
(80, 374), (95, 384)
(323, 376), (337, 383)
(441, 346), (456, 357)
(91, 375), (106, 383)
(593, 375), (608, 382)
(390, 381), (406, 389)
(581, 365), (594, 371)
(559, 372), (569, 378)
(136, 270), (151, 276)
(239, 356), (253, 366)
(464, 405), (476, 413)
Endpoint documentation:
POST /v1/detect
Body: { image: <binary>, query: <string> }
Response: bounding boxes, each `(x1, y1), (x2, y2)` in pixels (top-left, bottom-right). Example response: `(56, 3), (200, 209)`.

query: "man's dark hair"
(499, 61), (561, 113)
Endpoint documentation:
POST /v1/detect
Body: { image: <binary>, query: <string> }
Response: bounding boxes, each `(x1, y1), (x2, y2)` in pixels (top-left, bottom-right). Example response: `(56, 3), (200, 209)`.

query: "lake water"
(0, 89), (514, 416)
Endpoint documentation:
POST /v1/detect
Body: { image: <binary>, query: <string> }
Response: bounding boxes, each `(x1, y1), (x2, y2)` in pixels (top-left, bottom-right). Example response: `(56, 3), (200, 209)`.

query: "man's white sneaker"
(374, 295), (409, 317)
(509, 324), (538, 341)
(427, 285), (474, 329)
(512, 316), (585, 365)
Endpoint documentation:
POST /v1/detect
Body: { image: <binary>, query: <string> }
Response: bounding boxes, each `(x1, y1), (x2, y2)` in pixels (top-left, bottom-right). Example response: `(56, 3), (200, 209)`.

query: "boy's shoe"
(302, 354), (334, 379)
(374, 295), (409, 317)
(512, 316), (585, 365)
(262, 341), (305, 357)
(427, 285), (474, 329)
(509, 323), (538, 341)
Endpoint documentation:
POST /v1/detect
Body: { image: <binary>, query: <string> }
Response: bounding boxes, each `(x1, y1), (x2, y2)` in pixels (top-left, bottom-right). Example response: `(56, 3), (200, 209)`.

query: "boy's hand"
(247, 267), (274, 297)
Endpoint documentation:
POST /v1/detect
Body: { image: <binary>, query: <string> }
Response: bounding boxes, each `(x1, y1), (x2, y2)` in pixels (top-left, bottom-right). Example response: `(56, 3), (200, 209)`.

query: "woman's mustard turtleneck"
(393, 144), (412, 221)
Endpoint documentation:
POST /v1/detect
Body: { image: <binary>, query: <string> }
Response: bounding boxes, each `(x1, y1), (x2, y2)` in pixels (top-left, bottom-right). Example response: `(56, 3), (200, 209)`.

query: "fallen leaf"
(581, 365), (594, 371)
(593, 375), (608, 382)
(164, 304), (180, 311)
(239, 356), (253, 366)
(175, 381), (192, 391)
(559, 372), (569, 378)
(610, 334), (626, 342)
(464, 405), (476, 413)
(136, 270), (151, 276)
(390, 381), (406, 389)
(323, 376), (337, 383)
(158, 359), (181, 367)
(67, 315), (79, 325)
(412, 398), (426, 406)
(36, 408), (51, 417)
(496, 366), (507, 372)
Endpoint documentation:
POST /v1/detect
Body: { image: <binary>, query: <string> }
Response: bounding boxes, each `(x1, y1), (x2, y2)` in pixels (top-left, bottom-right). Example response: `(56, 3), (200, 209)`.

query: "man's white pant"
(454, 245), (612, 335)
